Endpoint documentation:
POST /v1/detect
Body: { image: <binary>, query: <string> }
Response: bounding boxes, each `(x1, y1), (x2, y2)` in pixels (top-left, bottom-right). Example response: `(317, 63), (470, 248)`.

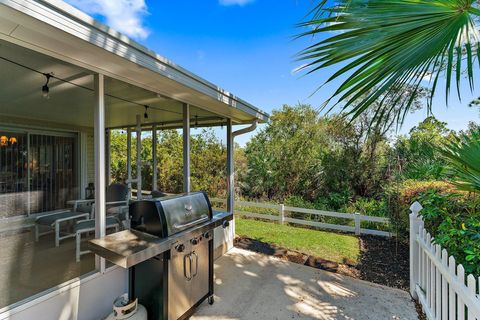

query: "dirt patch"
(234, 235), (409, 290)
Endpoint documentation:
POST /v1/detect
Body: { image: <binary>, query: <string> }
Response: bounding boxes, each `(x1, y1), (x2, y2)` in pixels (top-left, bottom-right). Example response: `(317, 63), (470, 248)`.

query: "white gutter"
(226, 121), (258, 213)
(232, 121), (258, 137)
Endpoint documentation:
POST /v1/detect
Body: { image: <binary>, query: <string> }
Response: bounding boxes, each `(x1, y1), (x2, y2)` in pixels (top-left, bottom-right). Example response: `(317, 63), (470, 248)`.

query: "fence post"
(354, 212), (361, 235)
(279, 204), (285, 225)
(409, 201), (423, 299)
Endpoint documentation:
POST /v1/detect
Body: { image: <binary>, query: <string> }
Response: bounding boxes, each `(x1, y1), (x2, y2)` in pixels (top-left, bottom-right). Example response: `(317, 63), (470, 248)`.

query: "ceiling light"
(0, 136), (7, 147)
(42, 73), (52, 99)
(144, 105), (149, 119)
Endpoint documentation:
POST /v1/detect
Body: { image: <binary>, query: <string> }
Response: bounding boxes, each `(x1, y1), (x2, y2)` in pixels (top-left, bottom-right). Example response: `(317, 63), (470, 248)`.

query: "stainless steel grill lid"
(129, 192), (212, 238)
(159, 192), (211, 235)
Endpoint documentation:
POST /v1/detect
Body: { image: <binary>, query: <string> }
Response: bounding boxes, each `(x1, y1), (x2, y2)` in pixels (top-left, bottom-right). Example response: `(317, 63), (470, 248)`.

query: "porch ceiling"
(0, 0), (269, 126)
(0, 39), (224, 129)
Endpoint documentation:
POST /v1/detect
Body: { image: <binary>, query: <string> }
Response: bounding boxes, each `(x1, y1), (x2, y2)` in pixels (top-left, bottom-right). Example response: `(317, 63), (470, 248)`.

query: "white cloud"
(65, 0), (150, 40)
(219, 0), (254, 6)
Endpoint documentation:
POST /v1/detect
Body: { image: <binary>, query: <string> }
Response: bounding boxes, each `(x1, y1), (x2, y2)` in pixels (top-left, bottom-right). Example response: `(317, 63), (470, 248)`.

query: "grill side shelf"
(88, 211), (233, 268)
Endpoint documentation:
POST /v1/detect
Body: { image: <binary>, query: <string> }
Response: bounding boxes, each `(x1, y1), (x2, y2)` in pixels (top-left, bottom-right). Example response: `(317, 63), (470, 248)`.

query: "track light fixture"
(41, 73), (52, 99)
(1, 56), (184, 115)
(144, 105), (149, 119)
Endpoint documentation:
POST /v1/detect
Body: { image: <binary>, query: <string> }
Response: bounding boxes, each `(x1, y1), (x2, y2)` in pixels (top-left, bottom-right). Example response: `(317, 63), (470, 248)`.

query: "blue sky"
(66, 0), (479, 145)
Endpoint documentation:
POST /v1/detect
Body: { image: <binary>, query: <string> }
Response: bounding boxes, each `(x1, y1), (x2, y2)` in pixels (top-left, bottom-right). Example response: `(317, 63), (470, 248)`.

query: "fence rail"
(210, 198), (392, 237)
(410, 201), (480, 320)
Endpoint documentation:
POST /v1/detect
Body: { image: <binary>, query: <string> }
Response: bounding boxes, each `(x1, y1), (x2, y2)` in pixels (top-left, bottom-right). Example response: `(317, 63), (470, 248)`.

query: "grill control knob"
(203, 232), (211, 239)
(222, 220), (230, 229)
(190, 238), (199, 245)
(175, 244), (185, 252)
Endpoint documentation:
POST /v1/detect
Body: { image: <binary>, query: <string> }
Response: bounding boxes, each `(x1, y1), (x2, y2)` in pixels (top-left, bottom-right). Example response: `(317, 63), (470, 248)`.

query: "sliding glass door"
(29, 134), (77, 214)
(0, 128), (78, 218)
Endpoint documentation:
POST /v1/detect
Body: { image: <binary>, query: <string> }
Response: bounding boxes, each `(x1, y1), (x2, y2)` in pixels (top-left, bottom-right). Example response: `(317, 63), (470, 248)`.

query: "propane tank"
(105, 294), (147, 320)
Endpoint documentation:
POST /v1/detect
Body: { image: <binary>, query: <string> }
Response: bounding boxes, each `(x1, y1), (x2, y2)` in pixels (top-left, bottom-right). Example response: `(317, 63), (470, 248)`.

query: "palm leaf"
(297, 0), (480, 127)
(440, 129), (480, 192)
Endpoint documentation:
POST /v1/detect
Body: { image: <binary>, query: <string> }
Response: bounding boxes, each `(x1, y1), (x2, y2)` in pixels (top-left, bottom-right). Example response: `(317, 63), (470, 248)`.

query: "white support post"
(127, 128), (132, 199)
(106, 129), (111, 185)
(152, 125), (158, 191)
(183, 103), (191, 193)
(279, 204), (285, 225)
(226, 119), (234, 214)
(354, 212), (361, 235)
(136, 115), (142, 200)
(409, 201), (423, 299)
(93, 73), (106, 273)
(224, 118), (235, 255)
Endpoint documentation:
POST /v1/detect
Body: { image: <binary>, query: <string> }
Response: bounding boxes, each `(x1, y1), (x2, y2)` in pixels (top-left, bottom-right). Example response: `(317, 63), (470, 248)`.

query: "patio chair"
(75, 216), (120, 262)
(35, 210), (90, 247)
(67, 183), (130, 216)
(73, 183), (129, 261)
(35, 183), (129, 247)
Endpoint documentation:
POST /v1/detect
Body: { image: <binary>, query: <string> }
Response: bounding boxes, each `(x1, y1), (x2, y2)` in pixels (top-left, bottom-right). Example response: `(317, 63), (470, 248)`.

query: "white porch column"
(127, 128), (132, 199)
(183, 103), (190, 193)
(213, 118), (235, 258)
(152, 125), (158, 191)
(94, 73), (106, 272)
(226, 119), (234, 213)
(106, 128), (111, 185)
(136, 115), (142, 200)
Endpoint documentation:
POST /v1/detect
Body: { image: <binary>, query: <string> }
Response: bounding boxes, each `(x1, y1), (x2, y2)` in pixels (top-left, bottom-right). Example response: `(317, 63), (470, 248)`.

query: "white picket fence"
(409, 202), (480, 320)
(210, 198), (392, 237)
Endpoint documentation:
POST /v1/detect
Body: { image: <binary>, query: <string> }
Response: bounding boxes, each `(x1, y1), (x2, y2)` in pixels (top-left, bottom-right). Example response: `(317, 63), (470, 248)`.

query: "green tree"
(243, 104), (391, 207)
(110, 128), (228, 197)
(244, 104), (328, 200)
(392, 117), (454, 180)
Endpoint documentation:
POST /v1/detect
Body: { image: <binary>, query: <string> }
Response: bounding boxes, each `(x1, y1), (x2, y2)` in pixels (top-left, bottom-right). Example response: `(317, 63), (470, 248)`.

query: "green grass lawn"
(235, 217), (360, 265)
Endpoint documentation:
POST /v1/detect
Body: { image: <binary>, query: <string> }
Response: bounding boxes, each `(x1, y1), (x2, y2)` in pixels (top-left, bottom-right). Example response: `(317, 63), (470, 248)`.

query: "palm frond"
(297, 0), (480, 127)
(441, 129), (480, 192)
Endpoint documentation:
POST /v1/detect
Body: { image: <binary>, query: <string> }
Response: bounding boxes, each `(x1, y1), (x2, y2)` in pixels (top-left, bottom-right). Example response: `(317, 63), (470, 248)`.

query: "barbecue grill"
(89, 192), (232, 320)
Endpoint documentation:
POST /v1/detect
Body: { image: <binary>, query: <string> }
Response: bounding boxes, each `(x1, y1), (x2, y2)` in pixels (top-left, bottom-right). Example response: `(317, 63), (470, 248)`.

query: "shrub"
(416, 190), (480, 277)
(383, 180), (460, 239)
(344, 197), (387, 217)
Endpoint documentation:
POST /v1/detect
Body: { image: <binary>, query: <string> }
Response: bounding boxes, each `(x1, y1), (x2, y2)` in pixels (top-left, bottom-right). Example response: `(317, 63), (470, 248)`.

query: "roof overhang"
(0, 0), (269, 125)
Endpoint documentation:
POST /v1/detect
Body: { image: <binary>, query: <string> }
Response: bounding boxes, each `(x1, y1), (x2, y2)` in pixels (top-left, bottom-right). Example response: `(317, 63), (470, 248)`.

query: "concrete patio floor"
(193, 248), (418, 320)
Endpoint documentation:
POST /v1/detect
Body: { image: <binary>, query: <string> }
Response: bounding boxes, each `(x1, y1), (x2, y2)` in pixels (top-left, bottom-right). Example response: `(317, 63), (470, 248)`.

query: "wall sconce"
(0, 135), (18, 146)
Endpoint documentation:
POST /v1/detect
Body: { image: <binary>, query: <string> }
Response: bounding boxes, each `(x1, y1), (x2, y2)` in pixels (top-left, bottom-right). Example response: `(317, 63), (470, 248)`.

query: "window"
(0, 128), (95, 310)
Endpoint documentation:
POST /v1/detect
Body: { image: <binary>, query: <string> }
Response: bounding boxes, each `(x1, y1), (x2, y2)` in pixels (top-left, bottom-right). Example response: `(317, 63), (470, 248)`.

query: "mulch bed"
(234, 235), (410, 290)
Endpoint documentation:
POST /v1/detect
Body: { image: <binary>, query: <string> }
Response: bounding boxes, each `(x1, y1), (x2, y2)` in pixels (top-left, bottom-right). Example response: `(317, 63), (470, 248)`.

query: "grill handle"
(174, 215), (209, 230)
(191, 251), (198, 278)
(184, 253), (192, 281)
